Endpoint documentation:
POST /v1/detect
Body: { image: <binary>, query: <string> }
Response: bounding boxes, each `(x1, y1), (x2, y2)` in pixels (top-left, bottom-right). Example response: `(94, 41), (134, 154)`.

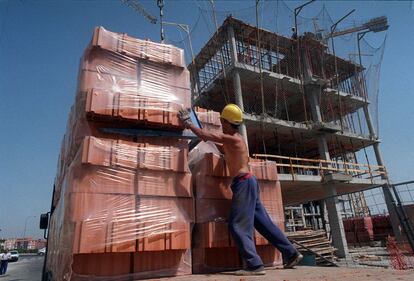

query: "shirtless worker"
(178, 104), (303, 276)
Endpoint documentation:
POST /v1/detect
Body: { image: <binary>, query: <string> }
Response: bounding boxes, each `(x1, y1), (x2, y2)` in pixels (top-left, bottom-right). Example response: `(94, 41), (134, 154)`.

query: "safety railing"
(253, 153), (387, 182)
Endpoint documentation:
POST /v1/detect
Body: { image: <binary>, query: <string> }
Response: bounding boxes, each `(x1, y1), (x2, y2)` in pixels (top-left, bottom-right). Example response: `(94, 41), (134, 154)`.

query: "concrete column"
(324, 185), (350, 259)
(227, 25), (238, 65)
(316, 133), (331, 162)
(227, 24), (248, 147)
(363, 105), (403, 240)
(307, 85), (350, 258)
(319, 139), (350, 258)
(308, 85), (323, 122)
(189, 68), (199, 107)
(232, 70), (249, 146)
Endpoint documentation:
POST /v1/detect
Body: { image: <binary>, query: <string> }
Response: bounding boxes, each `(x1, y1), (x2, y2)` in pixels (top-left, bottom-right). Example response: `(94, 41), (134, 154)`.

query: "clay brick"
(256, 245), (283, 267)
(165, 222), (191, 250)
(69, 195), (193, 254)
(196, 153), (279, 181)
(78, 47), (191, 107)
(195, 199), (231, 223)
(193, 222), (230, 248)
(135, 197), (194, 223)
(73, 221), (109, 254)
(263, 201), (285, 223)
(72, 252), (131, 276)
(68, 164), (135, 194)
(249, 160), (278, 181)
(194, 175), (232, 199)
(80, 136), (189, 173)
(133, 250), (191, 276)
(68, 193), (136, 222)
(195, 108), (221, 126)
(255, 232), (270, 246)
(194, 174), (282, 202)
(137, 223), (190, 252)
(192, 245), (282, 274)
(192, 247), (241, 274)
(84, 88), (185, 129)
(137, 222), (166, 251)
(72, 250), (191, 279)
(259, 181), (282, 201)
(205, 153), (230, 177)
(107, 221), (137, 253)
(91, 26), (186, 68)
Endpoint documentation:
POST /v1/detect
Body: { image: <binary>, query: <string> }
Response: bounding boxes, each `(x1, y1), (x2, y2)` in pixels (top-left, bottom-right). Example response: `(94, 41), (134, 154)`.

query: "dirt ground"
(159, 266), (414, 281)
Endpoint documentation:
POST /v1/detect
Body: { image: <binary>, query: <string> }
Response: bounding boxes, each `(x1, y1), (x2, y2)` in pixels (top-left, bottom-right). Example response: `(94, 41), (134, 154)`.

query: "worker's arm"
(178, 108), (234, 145)
(187, 123), (232, 144)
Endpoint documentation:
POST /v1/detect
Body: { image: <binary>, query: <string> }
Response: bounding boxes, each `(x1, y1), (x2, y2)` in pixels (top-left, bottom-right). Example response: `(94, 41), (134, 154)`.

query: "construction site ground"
(160, 266), (414, 281)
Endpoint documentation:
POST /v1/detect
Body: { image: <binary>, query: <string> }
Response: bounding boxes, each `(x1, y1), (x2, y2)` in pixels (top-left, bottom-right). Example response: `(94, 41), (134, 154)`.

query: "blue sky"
(0, 0), (413, 239)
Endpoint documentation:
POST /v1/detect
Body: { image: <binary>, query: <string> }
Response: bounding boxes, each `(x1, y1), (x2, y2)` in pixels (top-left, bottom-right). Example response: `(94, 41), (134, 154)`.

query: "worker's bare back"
(222, 133), (249, 177)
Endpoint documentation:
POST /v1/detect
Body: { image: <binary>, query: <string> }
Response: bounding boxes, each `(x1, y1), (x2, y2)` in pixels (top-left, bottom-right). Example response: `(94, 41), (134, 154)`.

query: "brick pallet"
(47, 26), (193, 281)
(343, 216), (395, 245)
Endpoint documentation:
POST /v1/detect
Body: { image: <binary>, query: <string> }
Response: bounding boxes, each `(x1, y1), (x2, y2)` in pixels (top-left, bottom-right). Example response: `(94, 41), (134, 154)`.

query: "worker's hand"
(178, 108), (192, 129)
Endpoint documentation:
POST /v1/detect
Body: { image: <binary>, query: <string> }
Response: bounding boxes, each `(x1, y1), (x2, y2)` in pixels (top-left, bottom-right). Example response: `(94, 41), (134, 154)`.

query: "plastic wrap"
(78, 47), (191, 127)
(53, 131), (191, 207)
(49, 27), (194, 280)
(55, 26), (191, 185)
(91, 26), (185, 68)
(62, 136), (191, 196)
(54, 26), (192, 207)
(48, 136), (194, 280)
(188, 141), (284, 273)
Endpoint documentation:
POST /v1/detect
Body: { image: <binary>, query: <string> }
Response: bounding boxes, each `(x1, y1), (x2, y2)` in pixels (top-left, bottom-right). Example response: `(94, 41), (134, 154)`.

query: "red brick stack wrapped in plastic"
(48, 27), (193, 280)
(188, 133), (285, 273)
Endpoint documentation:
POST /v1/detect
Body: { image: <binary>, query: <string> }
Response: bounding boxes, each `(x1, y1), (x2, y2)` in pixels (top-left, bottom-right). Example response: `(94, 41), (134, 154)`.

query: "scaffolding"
(188, 16), (384, 174)
(187, 2), (389, 258)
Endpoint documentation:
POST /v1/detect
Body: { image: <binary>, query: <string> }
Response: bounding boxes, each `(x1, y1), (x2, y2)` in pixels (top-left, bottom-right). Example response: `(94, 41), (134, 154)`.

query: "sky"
(0, 0), (413, 239)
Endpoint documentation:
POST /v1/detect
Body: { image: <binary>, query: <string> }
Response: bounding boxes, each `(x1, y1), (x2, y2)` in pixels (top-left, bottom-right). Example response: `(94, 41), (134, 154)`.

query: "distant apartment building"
(4, 238), (46, 250)
(4, 239), (16, 250)
(28, 239), (47, 250)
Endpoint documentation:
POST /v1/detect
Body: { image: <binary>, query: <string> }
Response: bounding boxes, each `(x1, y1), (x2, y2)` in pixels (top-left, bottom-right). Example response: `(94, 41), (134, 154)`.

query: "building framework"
(188, 16), (391, 258)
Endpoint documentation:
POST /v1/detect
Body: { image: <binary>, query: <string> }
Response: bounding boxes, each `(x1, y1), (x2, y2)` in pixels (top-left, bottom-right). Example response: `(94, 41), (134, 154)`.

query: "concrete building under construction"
(188, 16), (391, 258)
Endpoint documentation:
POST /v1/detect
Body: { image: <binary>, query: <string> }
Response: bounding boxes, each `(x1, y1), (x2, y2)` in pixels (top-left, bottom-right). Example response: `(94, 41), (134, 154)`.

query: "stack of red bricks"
(194, 107), (222, 132)
(343, 218), (358, 244)
(372, 215), (394, 241)
(355, 217), (374, 243)
(189, 139), (284, 273)
(343, 216), (375, 244)
(47, 27), (193, 280)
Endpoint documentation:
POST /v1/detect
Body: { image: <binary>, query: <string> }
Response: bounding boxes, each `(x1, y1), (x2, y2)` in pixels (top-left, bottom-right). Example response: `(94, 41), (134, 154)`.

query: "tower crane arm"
(122, 0), (157, 24)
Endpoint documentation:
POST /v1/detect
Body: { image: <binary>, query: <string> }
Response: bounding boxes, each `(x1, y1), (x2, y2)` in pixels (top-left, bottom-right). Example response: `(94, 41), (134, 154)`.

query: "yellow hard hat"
(221, 104), (243, 125)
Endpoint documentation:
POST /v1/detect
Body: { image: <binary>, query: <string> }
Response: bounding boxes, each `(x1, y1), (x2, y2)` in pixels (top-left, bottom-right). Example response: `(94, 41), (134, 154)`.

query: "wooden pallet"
(287, 230), (337, 265)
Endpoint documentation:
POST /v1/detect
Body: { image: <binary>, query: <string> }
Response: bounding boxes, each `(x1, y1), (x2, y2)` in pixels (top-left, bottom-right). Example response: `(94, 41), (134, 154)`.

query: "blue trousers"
(0, 260), (8, 275)
(228, 173), (297, 268)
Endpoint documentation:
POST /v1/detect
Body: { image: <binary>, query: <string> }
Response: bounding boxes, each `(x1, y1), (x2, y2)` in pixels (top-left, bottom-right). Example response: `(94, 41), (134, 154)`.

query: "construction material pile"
(189, 141), (284, 273)
(47, 26), (287, 280)
(287, 230), (337, 265)
(343, 215), (394, 245)
(47, 27), (193, 280)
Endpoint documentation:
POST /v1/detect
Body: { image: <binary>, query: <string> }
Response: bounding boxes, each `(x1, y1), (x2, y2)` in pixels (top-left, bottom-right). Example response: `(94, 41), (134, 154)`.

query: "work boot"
(284, 252), (303, 269)
(232, 265), (266, 276)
